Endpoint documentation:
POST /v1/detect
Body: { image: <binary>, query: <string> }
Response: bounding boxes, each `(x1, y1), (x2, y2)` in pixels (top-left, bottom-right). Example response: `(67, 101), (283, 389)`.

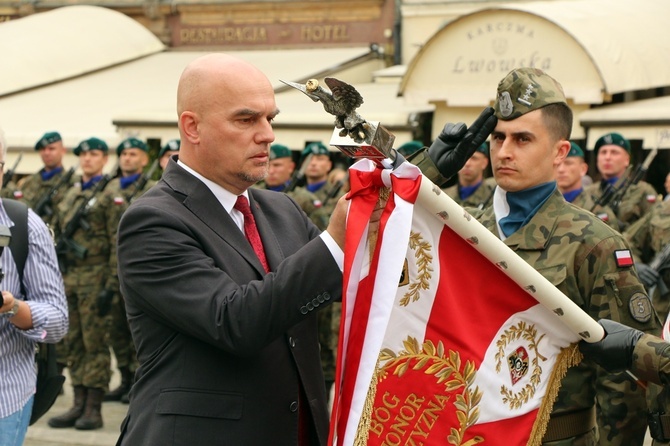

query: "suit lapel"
(162, 161), (268, 275)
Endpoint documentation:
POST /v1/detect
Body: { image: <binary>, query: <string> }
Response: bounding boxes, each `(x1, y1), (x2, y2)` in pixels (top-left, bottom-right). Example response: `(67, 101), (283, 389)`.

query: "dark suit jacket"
(116, 158), (342, 446)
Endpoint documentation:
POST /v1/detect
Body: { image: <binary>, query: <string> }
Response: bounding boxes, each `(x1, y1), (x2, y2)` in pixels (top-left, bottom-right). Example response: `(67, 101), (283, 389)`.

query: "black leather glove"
(579, 319), (644, 372)
(636, 263), (660, 289)
(427, 106), (497, 180)
(97, 289), (115, 317)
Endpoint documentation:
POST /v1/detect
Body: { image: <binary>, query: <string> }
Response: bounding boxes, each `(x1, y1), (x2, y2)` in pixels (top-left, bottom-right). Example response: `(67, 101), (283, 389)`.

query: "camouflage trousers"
(64, 265), (112, 389)
(595, 370), (649, 446)
(108, 294), (138, 373)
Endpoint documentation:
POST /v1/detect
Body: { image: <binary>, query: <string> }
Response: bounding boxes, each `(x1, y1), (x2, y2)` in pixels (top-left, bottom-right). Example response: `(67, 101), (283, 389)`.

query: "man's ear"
(179, 111), (200, 144)
(554, 140), (570, 166)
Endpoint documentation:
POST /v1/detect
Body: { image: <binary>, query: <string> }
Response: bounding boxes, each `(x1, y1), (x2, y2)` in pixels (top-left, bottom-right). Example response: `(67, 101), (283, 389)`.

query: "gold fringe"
(527, 343), (583, 446)
(353, 359), (380, 446)
(367, 187), (390, 264)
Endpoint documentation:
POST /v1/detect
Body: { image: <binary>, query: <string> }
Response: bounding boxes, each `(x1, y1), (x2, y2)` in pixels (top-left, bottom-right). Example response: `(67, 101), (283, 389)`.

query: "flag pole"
(413, 173), (605, 342)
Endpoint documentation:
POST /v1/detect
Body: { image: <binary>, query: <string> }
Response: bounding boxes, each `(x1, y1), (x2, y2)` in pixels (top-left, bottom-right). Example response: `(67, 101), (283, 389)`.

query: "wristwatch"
(2, 300), (19, 317)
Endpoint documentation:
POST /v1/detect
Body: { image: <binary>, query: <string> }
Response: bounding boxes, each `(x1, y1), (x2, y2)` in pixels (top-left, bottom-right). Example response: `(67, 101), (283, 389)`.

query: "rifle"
(3, 153), (22, 188)
(55, 172), (114, 273)
(34, 166), (77, 218)
(648, 240), (670, 297)
(591, 148), (658, 213)
(126, 159), (159, 203)
(284, 154), (313, 193)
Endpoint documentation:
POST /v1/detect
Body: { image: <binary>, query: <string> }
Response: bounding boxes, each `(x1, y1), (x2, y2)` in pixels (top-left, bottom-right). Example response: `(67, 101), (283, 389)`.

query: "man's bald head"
(177, 54), (272, 119)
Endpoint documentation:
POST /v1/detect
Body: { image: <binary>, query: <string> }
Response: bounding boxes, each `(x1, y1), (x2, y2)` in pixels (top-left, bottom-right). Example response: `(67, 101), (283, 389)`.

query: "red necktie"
(234, 195), (270, 273)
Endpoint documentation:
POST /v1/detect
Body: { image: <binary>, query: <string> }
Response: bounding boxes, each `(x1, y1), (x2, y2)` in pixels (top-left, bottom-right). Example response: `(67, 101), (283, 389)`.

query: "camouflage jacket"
(105, 176), (157, 203)
(443, 177), (496, 210)
(296, 181), (345, 230)
(570, 190), (620, 231)
(469, 190), (659, 443)
(632, 333), (670, 387)
(15, 168), (78, 228)
(584, 180), (658, 231)
(54, 179), (127, 291)
(624, 201), (670, 322)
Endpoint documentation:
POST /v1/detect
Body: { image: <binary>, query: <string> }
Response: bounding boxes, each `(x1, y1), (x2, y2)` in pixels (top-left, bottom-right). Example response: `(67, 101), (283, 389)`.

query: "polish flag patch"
(614, 249), (634, 267)
(647, 194), (658, 203)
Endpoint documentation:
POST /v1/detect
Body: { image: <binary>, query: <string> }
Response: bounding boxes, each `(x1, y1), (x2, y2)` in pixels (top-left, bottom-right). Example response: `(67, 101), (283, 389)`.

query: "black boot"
(48, 385), (86, 428)
(103, 366), (132, 402)
(74, 388), (104, 430)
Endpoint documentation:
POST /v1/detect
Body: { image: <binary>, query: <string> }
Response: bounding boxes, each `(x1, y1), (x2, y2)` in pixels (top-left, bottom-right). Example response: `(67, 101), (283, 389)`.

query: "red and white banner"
(330, 160), (582, 446)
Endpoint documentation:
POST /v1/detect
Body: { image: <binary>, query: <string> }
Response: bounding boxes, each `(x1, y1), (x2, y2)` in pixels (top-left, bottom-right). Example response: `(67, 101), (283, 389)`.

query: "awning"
(0, 5), (165, 97)
(400, 0), (670, 106)
(580, 96), (670, 150)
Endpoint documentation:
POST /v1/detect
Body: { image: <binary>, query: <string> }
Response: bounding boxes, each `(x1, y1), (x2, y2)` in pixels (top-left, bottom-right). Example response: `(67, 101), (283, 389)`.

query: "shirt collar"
(176, 159), (248, 214)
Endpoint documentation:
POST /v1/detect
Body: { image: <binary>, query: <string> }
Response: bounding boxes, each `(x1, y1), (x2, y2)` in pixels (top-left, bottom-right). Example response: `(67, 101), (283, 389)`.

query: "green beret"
(567, 142), (585, 158)
(397, 140), (423, 157)
(302, 141), (329, 157)
(594, 132), (630, 154)
(476, 142), (489, 155)
(495, 67), (567, 121)
(158, 139), (180, 158)
(74, 137), (108, 156)
(116, 137), (148, 157)
(35, 131), (62, 151)
(270, 144), (291, 160)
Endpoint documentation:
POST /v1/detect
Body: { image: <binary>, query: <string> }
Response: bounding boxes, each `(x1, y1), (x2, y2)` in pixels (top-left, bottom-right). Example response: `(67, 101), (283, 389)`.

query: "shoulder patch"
(629, 292), (652, 323)
(647, 194), (658, 203)
(596, 212), (609, 222)
(614, 249), (633, 268)
(12, 190), (23, 199)
(114, 196), (125, 205)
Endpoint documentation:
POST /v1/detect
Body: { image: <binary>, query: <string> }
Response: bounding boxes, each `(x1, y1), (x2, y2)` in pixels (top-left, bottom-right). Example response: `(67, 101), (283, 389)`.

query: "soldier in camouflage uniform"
(48, 137), (125, 431)
(158, 138), (180, 172)
(443, 142), (496, 209)
(15, 131), (77, 228)
(625, 200), (670, 322)
(413, 67), (659, 445)
(584, 132), (658, 231)
(556, 142), (619, 230)
(103, 137), (156, 404)
(256, 143), (331, 230)
(16, 131), (77, 374)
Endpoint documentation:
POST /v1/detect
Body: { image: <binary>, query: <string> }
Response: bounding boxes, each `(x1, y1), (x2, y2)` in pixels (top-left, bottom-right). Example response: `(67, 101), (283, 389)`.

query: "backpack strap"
(4, 198), (29, 297)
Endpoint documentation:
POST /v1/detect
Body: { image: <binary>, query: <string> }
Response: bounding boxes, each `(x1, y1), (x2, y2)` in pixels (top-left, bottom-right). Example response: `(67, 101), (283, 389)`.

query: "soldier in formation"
(47, 137), (125, 431)
(442, 142), (496, 209)
(103, 137), (156, 404)
(584, 132), (657, 231)
(555, 141), (619, 230)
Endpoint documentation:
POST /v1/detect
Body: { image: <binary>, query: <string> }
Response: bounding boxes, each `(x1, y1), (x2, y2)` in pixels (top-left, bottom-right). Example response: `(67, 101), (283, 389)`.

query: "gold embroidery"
(399, 231), (433, 306)
(494, 321), (546, 409)
(373, 336), (483, 446)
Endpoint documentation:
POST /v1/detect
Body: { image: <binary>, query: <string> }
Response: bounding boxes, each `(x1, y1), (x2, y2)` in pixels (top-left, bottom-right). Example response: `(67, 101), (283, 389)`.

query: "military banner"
(330, 159), (586, 446)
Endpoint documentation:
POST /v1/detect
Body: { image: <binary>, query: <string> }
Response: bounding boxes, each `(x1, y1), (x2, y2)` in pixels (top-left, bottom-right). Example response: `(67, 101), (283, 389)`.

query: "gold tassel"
(527, 343), (583, 446)
(367, 187), (390, 264)
(353, 357), (381, 446)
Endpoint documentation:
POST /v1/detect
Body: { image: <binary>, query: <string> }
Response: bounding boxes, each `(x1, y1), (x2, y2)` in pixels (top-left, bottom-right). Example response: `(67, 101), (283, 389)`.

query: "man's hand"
(428, 106), (497, 180)
(97, 289), (115, 317)
(326, 195), (348, 251)
(579, 319), (644, 372)
(636, 263), (660, 289)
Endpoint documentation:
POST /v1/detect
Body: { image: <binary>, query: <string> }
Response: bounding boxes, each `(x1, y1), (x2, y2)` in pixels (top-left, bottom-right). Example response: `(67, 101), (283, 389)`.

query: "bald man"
(115, 54), (349, 445)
